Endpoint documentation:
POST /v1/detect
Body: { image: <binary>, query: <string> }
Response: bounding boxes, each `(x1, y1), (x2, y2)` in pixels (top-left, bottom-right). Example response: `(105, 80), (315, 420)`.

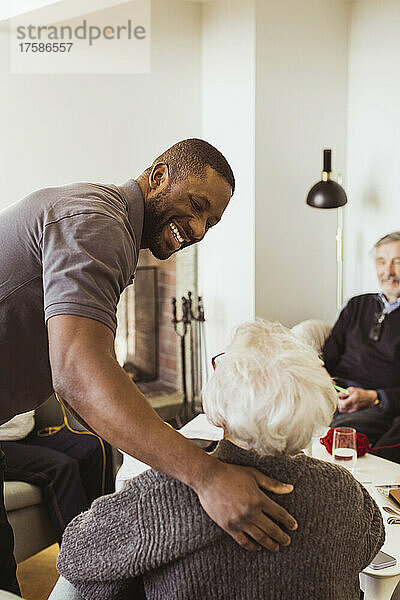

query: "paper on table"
(120, 414), (224, 472)
(178, 413), (223, 441)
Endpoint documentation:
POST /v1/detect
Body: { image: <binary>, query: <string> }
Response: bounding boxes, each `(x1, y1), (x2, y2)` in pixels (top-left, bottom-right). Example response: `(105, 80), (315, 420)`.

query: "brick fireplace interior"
(115, 246), (198, 419)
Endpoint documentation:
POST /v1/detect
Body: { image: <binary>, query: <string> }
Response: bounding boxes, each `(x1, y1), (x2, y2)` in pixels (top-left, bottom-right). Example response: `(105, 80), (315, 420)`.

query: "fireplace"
(115, 245), (199, 419)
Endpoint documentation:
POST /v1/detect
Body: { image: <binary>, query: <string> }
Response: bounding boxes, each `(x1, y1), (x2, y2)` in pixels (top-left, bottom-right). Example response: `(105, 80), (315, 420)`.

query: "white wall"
(345, 0), (400, 298)
(0, 0), (132, 23)
(198, 0), (255, 357)
(254, 0), (350, 327)
(3, 0), (387, 350)
(0, 0), (202, 209)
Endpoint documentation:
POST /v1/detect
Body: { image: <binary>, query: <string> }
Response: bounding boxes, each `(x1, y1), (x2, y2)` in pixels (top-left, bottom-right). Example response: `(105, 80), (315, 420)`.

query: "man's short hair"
(147, 138), (235, 194)
(202, 320), (337, 457)
(374, 231), (400, 248)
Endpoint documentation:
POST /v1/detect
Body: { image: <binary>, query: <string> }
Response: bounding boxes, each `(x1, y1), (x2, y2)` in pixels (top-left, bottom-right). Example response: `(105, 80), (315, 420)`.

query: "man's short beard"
(142, 188), (171, 260)
(380, 278), (400, 298)
(381, 277), (400, 286)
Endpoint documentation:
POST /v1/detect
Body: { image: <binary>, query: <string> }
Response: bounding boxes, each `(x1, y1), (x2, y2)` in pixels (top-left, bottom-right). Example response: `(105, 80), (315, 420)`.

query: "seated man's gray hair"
(374, 231), (400, 247)
(202, 320), (337, 457)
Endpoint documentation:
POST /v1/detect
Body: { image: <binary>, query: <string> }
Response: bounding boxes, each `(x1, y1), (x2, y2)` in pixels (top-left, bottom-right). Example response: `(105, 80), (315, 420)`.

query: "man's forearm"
(377, 387), (400, 415)
(53, 349), (213, 491)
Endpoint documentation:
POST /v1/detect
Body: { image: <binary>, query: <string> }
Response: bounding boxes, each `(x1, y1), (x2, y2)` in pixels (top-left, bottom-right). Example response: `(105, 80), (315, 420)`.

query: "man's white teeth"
(170, 222), (184, 244)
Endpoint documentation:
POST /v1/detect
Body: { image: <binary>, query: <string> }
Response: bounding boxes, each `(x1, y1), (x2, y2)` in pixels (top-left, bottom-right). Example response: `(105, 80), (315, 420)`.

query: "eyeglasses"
(369, 312), (386, 341)
(211, 352), (225, 370)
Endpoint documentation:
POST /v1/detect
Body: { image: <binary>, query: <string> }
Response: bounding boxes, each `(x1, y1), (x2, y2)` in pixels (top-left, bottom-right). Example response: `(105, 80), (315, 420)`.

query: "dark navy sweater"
(322, 294), (400, 415)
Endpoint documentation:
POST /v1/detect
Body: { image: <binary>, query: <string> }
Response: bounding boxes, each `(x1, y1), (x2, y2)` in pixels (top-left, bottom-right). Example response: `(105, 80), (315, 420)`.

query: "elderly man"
(0, 139), (296, 594)
(322, 231), (400, 463)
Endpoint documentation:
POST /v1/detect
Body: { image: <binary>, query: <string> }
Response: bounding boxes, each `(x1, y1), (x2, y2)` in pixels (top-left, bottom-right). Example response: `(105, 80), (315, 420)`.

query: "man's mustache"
(380, 277), (400, 284)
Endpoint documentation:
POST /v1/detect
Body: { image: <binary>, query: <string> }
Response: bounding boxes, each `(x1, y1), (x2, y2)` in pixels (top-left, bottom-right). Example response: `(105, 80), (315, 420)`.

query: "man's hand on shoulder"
(193, 458), (297, 552)
(337, 387), (378, 413)
(49, 315), (298, 553)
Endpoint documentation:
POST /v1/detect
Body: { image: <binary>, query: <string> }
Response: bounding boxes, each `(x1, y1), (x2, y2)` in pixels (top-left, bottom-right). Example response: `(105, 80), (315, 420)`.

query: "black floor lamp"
(306, 149), (348, 309)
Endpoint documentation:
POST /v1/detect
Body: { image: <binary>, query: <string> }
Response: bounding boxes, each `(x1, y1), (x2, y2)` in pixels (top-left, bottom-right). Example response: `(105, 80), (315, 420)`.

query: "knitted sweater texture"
(57, 440), (384, 600)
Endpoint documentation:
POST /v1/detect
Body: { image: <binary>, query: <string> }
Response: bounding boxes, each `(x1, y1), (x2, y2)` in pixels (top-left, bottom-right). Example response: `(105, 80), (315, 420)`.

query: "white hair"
(202, 320), (337, 457)
(374, 231), (400, 248)
(291, 319), (332, 352)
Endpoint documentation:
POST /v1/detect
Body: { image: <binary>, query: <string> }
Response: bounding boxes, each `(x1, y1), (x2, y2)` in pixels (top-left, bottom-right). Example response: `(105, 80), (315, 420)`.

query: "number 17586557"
(19, 42), (73, 52)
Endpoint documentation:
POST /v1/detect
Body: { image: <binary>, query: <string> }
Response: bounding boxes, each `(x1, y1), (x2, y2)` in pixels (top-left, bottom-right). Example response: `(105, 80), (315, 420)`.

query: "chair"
(0, 591), (24, 599)
(3, 395), (122, 563)
(291, 318), (332, 351)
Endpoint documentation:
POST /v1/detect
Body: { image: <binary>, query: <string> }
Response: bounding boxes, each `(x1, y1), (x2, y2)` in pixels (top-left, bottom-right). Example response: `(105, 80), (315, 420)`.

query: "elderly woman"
(52, 320), (384, 600)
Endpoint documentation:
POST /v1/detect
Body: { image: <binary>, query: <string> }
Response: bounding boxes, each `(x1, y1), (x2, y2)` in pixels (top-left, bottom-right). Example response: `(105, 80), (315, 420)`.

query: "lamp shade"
(306, 149), (347, 209)
(306, 179), (347, 209)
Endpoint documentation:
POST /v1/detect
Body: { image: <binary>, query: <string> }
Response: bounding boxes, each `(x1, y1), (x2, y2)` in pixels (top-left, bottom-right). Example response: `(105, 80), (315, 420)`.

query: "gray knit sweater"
(57, 441), (384, 600)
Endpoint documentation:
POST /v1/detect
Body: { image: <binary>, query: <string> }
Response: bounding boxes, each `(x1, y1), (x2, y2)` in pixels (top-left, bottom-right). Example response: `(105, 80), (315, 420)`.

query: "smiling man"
(138, 144), (229, 259)
(323, 231), (400, 463)
(0, 139), (296, 594)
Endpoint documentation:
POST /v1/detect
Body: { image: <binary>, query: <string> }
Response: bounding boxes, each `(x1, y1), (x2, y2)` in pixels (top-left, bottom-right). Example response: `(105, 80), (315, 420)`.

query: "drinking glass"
(332, 427), (357, 473)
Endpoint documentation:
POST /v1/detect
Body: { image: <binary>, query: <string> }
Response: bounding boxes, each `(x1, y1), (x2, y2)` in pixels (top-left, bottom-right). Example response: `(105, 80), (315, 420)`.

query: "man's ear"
(148, 163), (170, 190)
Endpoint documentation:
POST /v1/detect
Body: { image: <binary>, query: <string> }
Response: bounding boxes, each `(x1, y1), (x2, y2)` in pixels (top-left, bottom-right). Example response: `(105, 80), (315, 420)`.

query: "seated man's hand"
(337, 387), (378, 413)
(195, 459), (297, 552)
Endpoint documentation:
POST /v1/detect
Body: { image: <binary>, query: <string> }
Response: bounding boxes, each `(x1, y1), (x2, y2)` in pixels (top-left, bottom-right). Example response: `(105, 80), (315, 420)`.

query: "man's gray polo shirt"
(0, 179), (144, 424)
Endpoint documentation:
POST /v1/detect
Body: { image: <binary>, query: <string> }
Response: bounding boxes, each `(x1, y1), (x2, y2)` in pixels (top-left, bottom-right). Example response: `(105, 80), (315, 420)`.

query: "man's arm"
(337, 385), (400, 415)
(56, 394), (97, 433)
(337, 387), (378, 413)
(48, 314), (297, 551)
(374, 387), (400, 415)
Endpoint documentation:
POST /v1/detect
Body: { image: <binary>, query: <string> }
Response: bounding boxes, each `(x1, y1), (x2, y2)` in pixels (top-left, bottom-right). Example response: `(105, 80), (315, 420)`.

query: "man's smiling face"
(375, 240), (400, 302)
(142, 164), (232, 260)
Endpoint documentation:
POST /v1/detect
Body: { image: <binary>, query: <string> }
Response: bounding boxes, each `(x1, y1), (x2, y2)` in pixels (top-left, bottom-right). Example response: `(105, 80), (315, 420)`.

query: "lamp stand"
(306, 149), (348, 311)
(336, 206), (344, 310)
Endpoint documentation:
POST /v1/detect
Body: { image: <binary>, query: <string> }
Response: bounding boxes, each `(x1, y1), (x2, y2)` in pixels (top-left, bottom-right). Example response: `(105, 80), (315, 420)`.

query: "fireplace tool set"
(172, 292), (208, 426)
